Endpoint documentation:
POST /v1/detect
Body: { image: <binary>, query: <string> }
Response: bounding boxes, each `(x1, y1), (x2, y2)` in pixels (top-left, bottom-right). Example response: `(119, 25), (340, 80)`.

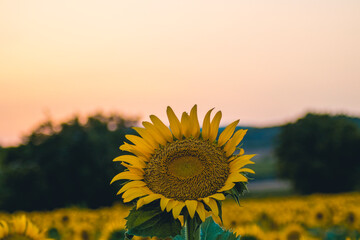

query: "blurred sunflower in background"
(280, 224), (308, 240)
(111, 105), (255, 222)
(308, 205), (332, 228)
(98, 219), (126, 240)
(0, 215), (51, 240)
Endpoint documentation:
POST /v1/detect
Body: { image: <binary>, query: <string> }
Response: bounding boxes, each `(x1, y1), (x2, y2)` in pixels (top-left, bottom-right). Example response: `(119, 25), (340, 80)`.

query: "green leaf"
(187, 214), (202, 239)
(200, 217), (240, 240)
(173, 228), (185, 240)
(47, 227), (61, 240)
(226, 181), (248, 206)
(109, 229), (126, 240)
(124, 232), (134, 240)
(125, 201), (182, 238)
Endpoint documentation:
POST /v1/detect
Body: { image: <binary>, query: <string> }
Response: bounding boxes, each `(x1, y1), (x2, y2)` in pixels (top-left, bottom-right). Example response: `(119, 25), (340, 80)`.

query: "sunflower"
(280, 224), (307, 240)
(308, 204), (332, 227)
(111, 105), (255, 222)
(98, 219), (126, 240)
(0, 221), (9, 239)
(0, 215), (52, 240)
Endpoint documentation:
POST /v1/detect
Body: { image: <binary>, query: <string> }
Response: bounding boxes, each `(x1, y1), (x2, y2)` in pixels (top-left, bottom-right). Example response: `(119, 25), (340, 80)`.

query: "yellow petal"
(172, 201), (185, 219)
(120, 143), (150, 159)
(133, 127), (159, 149)
(239, 168), (255, 174)
(142, 121), (168, 146)
(229, 154), (256, 170)
(217, 180), (235, 192)
(201, 108), (214, 140)
(150, 115), (173, 142)
(209, 193), (225, 200)
(167, 106), (182, 139)
(224, 129), (247, 157)
(189, 105), (200, 138)
(119, 142), (132, 152)
(111, 171), (143, 184)
(239, 148), (245, 155)
(122, 187), (148, 199)
(196, 202), (206, 222)
(137, 194), (162, 209)
(205, 198), (219, 216)
(110, 171), (144, 184)
(181, 112), (191, 138)
(136, 197), (146, 209)
(126, 135), (154, 154)
(211, 212), (222, 225)
(217, 120), (240, 147)
(161, 197), (170, 211)
(209, 111), (222, 142)
(121, 163), (145, 174)
(185, 200), (198, 218)
(123, 188), (150, 203)
(117, 181), (147, 195)
(113, 155), (146, 169)
(166, 199), (178, 212)
(227, 172), (248, 183)
(202, 197), (210, 204)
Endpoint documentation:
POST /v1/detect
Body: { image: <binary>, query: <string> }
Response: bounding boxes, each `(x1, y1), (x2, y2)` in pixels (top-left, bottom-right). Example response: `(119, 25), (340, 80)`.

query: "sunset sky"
(1, 0), (360, 146)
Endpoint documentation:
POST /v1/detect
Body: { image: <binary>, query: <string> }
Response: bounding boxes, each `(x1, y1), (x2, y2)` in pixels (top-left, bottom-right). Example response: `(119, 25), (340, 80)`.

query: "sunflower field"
(1, 192), (359, 240)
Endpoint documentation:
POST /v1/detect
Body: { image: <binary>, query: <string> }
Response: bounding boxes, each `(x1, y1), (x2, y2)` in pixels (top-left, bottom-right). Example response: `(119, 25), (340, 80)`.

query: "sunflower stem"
(184, 213), (200, 240)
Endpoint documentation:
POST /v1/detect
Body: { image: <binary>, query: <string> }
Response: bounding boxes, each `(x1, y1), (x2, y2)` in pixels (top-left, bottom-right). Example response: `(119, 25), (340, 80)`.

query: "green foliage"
(174, 217), (240, 240)
(186, 214), (203, 239)
(0, 113), (137, 211)
(47, 227), (61, 240)
(276, 113), (360, 194)
(109, 229), (126, 240)
(226, 181), (248, 206)
(200, 217), (240, 240)
(125, 201), (182, 238)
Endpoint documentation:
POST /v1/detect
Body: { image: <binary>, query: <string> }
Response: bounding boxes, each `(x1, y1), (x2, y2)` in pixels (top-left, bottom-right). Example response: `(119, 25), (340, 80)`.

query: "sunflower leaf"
(200, 217), (240, 240)
(189, 214), (203, 239)
(125, 201), (182, 238)
(173, 228), (185, 240)
(227, 182), (248, 206)
(233, 181), (248, 197)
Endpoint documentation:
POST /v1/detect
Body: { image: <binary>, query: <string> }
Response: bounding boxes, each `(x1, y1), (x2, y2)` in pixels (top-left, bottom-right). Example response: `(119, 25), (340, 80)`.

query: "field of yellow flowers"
(1, 192), (360, 240)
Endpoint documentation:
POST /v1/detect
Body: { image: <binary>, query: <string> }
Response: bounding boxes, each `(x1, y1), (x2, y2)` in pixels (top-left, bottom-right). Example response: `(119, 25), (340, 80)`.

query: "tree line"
(0, 113), (137, 211)
(0, 112), (360, 211)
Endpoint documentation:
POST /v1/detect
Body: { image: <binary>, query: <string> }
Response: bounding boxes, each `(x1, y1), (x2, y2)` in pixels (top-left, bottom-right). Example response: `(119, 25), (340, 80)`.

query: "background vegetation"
(0, 114), (137, 211)
(276, 113), (360, 194)
(0, 112), (359, 212)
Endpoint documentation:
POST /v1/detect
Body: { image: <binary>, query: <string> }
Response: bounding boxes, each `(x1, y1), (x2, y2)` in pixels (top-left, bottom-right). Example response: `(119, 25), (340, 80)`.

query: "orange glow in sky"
(1, 0), (360, 146)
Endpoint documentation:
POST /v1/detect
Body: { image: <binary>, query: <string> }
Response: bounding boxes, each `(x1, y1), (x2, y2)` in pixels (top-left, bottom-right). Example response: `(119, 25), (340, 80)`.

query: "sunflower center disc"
(168, 156), (204, 179)
(144, 138), (229, 201)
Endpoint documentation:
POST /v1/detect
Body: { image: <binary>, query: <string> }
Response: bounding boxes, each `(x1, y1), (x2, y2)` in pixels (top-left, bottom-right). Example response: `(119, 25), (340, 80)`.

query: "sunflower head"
(111, 105), (255, 222)
(281, 224), (306, 240)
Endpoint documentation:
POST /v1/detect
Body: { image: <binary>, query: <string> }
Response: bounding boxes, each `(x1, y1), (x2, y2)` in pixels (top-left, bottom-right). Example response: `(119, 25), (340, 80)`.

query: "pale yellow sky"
(1, 0), (360, 146)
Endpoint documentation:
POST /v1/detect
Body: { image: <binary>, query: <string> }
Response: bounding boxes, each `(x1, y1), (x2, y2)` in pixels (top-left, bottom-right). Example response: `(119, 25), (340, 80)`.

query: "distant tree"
(276, 113), (360, 194)
(0, 113), (138, 211)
